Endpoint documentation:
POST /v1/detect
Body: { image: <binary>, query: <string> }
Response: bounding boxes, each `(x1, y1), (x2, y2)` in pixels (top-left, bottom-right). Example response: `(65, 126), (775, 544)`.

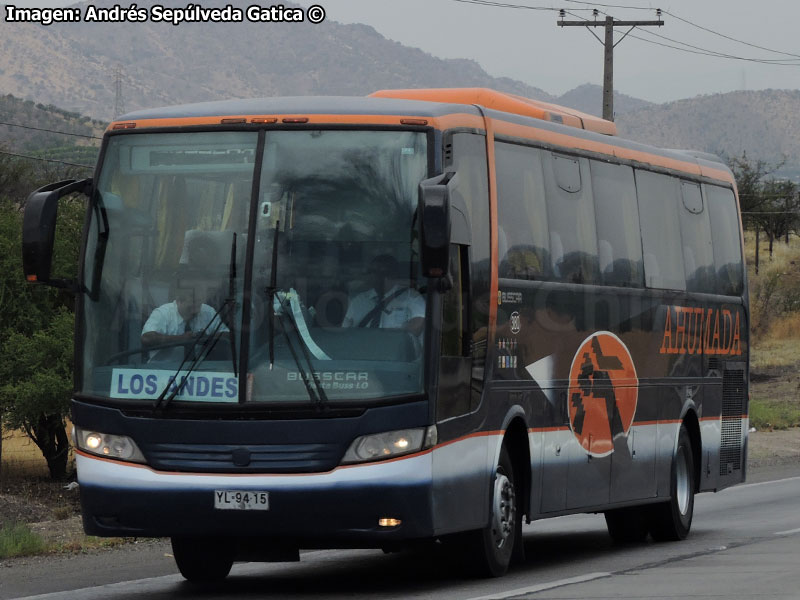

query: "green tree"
(759, 179), (800, 258)
(0, 310), (74, 479)
(0, 150), (85, 480)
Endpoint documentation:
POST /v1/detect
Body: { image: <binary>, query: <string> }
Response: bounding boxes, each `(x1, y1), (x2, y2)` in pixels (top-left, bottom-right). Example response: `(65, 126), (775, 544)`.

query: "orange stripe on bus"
(489, 119), (734, 184)
(106, 113), (486, 132)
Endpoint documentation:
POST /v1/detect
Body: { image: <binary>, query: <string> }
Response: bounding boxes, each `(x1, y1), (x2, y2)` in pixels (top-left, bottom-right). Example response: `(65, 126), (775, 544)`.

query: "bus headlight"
(74, 427), (146, 464)
(341, 426), (437, 464)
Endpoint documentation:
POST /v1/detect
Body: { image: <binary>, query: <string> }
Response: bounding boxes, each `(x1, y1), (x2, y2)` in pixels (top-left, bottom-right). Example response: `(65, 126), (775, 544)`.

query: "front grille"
(719, 367), (745, 476)
(145, 442), (343, 473)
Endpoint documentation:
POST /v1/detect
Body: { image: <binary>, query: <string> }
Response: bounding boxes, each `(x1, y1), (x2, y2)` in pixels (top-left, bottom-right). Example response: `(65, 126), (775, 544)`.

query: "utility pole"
(558, 11), (664, 121)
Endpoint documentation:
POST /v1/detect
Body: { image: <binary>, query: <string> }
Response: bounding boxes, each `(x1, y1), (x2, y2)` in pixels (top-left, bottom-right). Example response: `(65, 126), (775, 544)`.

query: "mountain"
(0, 0), (555, 121)
(556, 83), (655, 117)
(4, 3), (800, 176)
(615, 90), (800, 176)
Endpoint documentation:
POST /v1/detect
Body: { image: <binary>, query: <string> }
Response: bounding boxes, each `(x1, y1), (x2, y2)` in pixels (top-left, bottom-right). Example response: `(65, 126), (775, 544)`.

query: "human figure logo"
(567, 331), (638, 457)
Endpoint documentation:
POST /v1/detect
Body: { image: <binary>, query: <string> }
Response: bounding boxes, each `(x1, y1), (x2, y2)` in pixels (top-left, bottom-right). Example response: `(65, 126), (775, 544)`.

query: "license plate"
(214, 490), (269, 510)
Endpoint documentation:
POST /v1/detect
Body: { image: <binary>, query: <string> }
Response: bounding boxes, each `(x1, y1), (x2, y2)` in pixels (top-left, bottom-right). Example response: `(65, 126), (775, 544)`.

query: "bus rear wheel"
(171, 537), (234, 582)
(648, 425), (695, 541)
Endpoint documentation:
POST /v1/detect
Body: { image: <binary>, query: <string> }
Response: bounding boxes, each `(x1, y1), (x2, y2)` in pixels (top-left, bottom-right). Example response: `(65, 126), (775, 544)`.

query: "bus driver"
(141, 287), (229, 360)
(341, 254), (424, 336)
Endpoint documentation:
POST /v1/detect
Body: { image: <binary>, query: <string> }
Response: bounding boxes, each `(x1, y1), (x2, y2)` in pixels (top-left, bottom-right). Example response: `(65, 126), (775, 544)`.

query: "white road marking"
(723, 475), (800, 491)
(463, 572), (611, 600)
(774, 527), (800, 536)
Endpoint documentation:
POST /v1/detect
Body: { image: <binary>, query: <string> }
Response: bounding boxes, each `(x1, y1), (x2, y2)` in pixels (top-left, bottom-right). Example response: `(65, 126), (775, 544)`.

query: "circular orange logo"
(567, 332), (638, 457)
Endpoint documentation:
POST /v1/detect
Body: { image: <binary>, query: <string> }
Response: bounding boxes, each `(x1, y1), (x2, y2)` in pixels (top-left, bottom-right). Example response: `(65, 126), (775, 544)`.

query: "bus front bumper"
(77, 451), (435, 544)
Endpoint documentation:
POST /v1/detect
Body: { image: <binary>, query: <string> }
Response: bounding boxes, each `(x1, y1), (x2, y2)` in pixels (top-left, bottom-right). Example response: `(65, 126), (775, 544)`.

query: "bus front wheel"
(464, 445), (517, 577)
(171, 537), (234, 582)
(648, 425), (695, 541)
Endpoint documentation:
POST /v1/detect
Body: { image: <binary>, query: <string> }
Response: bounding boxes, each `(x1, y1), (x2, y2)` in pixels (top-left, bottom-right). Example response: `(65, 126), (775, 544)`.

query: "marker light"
(378, 518), (402, 527)
(221, 118), (247, 124)
(112, 122), (136, 130)
(74, 427), (146, 464)
(282, 117), (309, 123)
(341, 426), (437, 465)
(400, 118), (428, 126)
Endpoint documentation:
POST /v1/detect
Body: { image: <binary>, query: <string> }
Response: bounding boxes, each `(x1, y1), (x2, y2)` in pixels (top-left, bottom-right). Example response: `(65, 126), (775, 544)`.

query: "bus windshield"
(81, 129), (429, 406)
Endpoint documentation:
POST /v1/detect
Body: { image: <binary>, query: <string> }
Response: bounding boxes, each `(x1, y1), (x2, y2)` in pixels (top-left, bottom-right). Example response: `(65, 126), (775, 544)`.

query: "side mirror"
(22, 178), (92, 287)
(419, 172), (455, 278)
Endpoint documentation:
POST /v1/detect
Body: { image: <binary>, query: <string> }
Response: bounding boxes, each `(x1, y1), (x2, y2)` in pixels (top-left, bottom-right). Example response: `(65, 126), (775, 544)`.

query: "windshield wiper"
(153, 232), (241, 411)
(226, 233), (239, 375)
(265, 221), (280, 369)
(273, 292), (329, 408)
(262, 219), (327, 408)
(152, 301), (231, 412)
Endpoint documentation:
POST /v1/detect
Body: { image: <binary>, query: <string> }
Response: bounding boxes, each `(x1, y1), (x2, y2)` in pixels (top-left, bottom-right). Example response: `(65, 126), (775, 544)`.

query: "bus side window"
(705, 185), (744, 296)
(635, 170), (686, 291)
(495, 141), (551, 281)
(542, 152), (600, 285)
(590, 161), (644, 288)
(679, 181), (716, 294)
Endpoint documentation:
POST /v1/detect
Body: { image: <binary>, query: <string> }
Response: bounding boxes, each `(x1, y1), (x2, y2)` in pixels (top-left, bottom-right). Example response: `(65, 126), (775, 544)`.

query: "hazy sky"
(5, 0), (800, 103)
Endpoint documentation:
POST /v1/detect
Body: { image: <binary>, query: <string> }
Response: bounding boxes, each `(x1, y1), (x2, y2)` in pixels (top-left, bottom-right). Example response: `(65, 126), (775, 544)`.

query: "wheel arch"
(501, 414), (531, 521)
(681, 407), (702, 492)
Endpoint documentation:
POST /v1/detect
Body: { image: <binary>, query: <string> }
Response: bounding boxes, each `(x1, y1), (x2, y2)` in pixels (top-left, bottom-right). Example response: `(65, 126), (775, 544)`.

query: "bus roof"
(369, 88), (617, 136)
(109, 89), (731, 183)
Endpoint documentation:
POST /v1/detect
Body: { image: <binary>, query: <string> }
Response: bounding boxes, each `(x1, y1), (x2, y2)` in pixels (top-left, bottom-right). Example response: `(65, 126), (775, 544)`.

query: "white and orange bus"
(23, 88), (748, 580)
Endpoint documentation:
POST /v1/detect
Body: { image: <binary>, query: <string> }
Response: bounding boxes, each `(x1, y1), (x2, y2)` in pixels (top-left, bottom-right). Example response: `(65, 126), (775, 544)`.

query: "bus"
(22, 88), (748, 580)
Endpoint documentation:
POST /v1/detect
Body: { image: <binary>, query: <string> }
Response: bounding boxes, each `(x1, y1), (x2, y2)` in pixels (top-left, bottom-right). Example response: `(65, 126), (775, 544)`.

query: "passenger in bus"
(141, 286), (229, 360)
(341, 254), (425, 336)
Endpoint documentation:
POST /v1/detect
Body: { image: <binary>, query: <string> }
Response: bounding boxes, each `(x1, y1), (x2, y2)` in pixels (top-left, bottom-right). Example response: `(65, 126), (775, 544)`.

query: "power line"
(0, 149), (94, 170)
(451, 0), (558, 11)
(449, 0), (800, 66)
(0, 120), (102, 140)
(661, 9), (800, 61)
(627, 25), (800, 65)
(625, 29), (800, 66)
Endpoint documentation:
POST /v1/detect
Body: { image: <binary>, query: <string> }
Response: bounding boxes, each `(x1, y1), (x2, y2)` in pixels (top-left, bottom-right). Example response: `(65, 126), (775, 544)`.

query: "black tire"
(171, 537), (234, 582)
(465, 445), (518, 577)
(648, 425), (695, 541)
(604, 506), (650, 543)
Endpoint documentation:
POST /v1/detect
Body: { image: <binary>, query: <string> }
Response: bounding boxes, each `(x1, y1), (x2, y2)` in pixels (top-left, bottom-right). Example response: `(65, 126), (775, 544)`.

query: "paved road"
(2, 468), (800, 600)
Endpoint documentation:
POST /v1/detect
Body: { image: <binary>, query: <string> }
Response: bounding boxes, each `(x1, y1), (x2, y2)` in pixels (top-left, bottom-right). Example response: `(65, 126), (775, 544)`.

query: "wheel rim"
(491, 472), (516, 549)
(675, 446), (690, 515)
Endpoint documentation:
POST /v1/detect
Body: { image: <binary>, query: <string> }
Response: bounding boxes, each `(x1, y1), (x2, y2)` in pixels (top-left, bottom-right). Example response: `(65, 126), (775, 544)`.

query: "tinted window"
(706, 185), (744, 296)
(679, 181), (716, 293)
(450, 133), (491, 411)
(542, 152), (600, 284)
(495, 142), (552, 280)
(590, 161), (644, 287)
(635, 170), (686, 290)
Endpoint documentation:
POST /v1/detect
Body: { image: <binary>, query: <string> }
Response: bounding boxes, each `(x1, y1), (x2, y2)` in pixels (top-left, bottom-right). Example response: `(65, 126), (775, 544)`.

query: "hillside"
(555, 83), (654, 117)
(0, 95), (103, 170)
(0, 0), (554, 121)
(616, 90), (800, 177)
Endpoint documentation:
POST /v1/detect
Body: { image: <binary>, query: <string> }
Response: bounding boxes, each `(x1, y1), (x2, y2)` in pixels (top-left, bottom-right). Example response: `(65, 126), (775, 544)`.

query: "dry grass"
(746, 232), (800, 336)
(751, 338), (800, 370)
(766, 313), (800, 340)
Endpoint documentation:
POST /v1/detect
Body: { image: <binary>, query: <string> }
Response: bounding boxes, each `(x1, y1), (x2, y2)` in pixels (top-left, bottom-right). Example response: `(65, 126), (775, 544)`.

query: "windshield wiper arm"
(273, 293), (328, 408)
(226, 232), (239, 375)
(152, 306), (229, 411)
(265, 221), (280, 369)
